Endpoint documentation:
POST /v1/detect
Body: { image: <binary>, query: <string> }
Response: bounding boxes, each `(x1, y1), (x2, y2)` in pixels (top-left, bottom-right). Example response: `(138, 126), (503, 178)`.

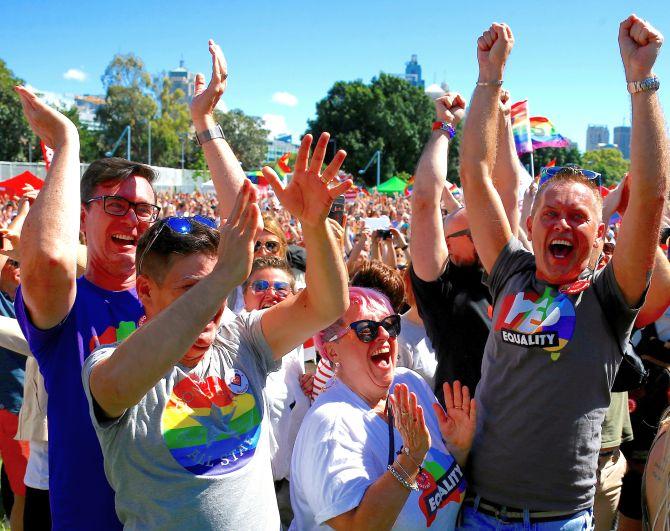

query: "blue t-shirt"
(16, 277), (143, 530)
(0, 292), (25, 415)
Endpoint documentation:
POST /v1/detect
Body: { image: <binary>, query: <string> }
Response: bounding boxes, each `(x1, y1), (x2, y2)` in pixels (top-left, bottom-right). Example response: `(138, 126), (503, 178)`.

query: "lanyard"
(386, 397), (395, 466)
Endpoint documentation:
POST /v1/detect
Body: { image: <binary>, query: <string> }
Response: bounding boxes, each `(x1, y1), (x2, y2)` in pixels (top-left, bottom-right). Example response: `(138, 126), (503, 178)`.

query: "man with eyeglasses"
(458, 16), (668, 529)
(410, 88), (524, 404)
(13, 85), (158, 529)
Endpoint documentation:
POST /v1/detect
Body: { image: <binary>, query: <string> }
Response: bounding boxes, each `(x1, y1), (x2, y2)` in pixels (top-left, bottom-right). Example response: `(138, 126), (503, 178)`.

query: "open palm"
(262, 133), (352, 227)
(432, 381), (477, 461)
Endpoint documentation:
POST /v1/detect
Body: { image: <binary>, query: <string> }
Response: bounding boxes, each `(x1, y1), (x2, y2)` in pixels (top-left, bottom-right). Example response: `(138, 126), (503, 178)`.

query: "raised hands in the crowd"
(388, 383), (431, 467)
(190, 39), (227, 131)
(432, 381), (476, 467)
(262, 133), (352, 227)
(14, 86), (78, 150)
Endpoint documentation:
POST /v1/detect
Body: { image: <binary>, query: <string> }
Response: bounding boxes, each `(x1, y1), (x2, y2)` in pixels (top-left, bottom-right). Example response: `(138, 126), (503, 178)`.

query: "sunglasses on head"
(249, 279), (291, 295)
(539, 166), (602, 189)
(329, 314), (402, 343)
(254, 240), (280, 254)
(137, 215), (217, 274)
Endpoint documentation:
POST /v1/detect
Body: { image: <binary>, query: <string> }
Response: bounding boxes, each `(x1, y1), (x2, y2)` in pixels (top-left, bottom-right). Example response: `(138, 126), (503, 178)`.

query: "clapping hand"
(619, 15), (663, 82)
(477, 23), (514, 83)
(261, 133), (352, 228)
(14, 86), (78, 150)
(432, 381), (477, 466)
(389, 383), (431, 466)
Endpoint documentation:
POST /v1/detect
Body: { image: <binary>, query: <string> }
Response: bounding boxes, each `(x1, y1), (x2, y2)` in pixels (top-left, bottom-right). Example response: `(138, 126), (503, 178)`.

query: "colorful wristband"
(432, 121), (456, 139)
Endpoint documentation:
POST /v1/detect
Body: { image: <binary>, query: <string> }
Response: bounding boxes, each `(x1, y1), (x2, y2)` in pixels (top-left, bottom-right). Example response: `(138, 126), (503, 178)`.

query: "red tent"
(0, 171), (44, 197)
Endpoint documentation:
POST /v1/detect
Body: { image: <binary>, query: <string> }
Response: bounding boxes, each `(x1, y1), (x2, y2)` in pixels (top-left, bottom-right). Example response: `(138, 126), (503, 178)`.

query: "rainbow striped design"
(530, 117), (570, 149)
(161, 373), (262, 476)
(511, 100), (533, 155)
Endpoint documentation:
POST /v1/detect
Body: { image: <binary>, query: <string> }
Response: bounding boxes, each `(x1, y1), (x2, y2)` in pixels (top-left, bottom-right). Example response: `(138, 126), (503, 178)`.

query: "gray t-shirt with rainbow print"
(83, 310), (280, 530)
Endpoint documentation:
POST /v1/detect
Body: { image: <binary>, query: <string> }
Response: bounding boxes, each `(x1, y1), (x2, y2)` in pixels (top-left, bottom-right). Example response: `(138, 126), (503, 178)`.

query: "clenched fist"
(619, 15), (663, 82)
(434, 92), (466, 126)
(477, 23), (515, 82)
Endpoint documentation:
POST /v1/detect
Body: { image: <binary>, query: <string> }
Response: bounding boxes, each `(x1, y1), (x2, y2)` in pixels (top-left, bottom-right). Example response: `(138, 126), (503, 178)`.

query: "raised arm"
(14, 86), (80, 329)
(411, 93), (465, 281)
(89, 181), (260, 418)
(460, 24), (515, 274)
(261, 133), (352, 359)
(190, 40), (246, 219)
(492, 89), (525, 236)
(612, 15), (669, 307)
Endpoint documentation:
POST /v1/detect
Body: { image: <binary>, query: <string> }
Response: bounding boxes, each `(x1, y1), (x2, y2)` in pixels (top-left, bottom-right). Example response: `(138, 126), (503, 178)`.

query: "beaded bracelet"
(387, 464), (419, 491)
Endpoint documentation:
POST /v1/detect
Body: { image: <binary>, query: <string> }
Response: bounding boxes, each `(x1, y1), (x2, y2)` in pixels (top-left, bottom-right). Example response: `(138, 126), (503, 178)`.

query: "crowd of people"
(0, 14), (667, 531)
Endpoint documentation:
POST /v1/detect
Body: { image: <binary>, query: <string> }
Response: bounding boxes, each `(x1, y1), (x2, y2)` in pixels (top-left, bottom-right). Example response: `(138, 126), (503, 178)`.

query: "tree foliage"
(214, 109), (269, 169)
(519, 146), (582, 177)
(307, 74), (434, 186)
(581, 148), (629, 186)
(0, 59), (31, 161)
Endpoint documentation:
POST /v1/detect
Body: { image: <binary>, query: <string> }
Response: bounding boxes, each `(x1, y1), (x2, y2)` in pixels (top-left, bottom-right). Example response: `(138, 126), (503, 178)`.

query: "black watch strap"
(196, 124), (225, 145)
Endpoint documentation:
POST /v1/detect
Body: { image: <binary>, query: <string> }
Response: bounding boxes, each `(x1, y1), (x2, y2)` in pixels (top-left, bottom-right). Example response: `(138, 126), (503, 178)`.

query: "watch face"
(643, 78), (660, 90)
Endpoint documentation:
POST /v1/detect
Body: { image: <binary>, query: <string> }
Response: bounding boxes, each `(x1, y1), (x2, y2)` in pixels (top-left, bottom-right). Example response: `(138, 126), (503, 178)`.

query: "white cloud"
(262, 114), (291, 139)
(271, 91), (298, 107)
(215, 99), (228, 113)
(63, 68), (87, 82)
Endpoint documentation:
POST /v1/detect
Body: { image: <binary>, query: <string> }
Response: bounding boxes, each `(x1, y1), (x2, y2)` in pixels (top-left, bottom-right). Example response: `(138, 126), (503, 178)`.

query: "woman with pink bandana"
(289, 287), (476, 530)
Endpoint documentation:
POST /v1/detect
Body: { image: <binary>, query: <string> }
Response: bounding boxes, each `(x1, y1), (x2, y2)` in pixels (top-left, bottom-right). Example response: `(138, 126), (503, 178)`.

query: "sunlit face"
(254, 230), (284, 258)
(243, 268), (294, 311)
(327, 303), (397, 404)
(81, 176), (156, 280)
(527, 181), (604, 285)
(137, 253), (223, 367)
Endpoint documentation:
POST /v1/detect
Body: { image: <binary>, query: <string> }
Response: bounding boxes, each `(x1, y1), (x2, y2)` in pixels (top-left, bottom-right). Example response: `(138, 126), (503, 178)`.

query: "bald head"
(444, 207), (478, 267)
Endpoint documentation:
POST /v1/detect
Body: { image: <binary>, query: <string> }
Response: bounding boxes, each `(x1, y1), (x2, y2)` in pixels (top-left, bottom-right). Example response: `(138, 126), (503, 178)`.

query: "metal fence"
(0, 161), (210, 193)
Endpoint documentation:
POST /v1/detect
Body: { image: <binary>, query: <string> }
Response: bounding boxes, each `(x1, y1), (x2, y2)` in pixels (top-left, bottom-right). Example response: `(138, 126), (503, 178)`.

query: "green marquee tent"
(371, 176), (408, 195)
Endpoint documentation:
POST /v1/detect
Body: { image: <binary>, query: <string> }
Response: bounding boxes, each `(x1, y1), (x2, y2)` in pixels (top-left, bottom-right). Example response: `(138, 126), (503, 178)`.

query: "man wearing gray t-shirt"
(458, 16), (668, 529)
(82, 126), (352, 529)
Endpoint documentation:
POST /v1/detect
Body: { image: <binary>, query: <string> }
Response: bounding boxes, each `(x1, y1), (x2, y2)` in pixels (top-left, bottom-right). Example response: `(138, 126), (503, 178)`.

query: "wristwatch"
(432, 121), (456, 139)
(627, 77), (660, 94)
(195, 124), (225, 145)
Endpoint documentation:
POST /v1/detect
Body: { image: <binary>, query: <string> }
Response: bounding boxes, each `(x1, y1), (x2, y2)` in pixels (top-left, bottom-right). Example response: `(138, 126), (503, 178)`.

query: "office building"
(613, 125), (631, 159)
(586, 125), (609, 152)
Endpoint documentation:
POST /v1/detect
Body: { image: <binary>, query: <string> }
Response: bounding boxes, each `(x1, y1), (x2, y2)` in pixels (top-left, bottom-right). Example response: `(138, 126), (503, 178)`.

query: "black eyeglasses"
(254, 240), (280, 254)
(329, 314), (402, 343)
(86, 195), (160, 223)
(136, 215), (217, 274)
(445, 228), (471, 239)
(539, 166), (602, 189)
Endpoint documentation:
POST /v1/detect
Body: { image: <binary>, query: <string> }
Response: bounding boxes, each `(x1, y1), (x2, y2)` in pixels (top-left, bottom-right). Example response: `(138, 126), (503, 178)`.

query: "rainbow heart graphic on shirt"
(417, 450), (466, 527)
(495, 286), (576, 360)
(88, 321), (137, 352)
(161, 371), (262, 475)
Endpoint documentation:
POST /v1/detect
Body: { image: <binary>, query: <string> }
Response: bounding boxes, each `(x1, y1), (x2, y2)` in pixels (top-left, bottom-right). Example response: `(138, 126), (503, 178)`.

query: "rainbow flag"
(511, 100), (533, 155)
(530, 117), (570, 149)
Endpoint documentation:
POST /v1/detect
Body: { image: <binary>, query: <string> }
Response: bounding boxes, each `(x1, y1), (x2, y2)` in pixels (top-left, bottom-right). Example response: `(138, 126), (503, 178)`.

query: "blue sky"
(2, 0), (669, 151)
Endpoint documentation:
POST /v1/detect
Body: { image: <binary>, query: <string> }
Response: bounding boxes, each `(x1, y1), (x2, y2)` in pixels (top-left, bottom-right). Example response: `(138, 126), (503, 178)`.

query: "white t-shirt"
(265, 345), (310, 481)
(397, 314), (437, 389)
(290, 368), (465, 530)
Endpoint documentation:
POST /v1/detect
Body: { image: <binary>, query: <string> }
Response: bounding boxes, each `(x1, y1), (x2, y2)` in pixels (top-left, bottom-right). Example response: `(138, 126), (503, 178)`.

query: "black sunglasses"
(348, 315), (402, 343)
(137, 215), (217, 274)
